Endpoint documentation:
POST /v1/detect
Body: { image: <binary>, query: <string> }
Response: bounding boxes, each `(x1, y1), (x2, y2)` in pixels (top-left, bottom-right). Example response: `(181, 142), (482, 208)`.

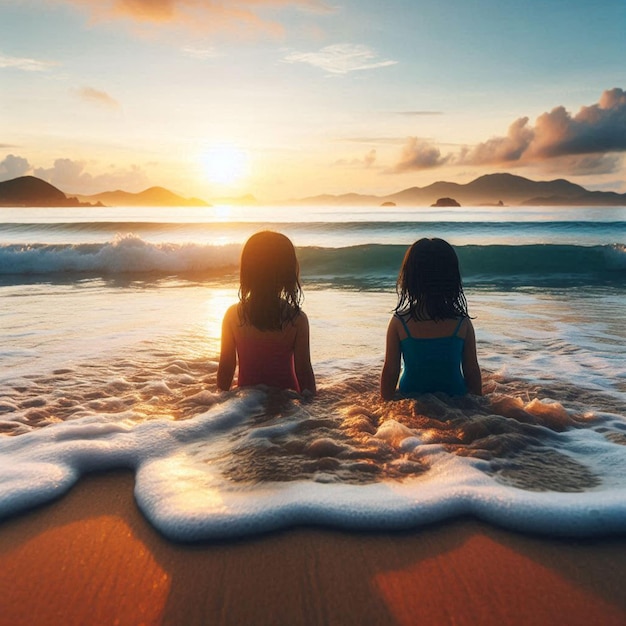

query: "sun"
(200, 144), (250, 185)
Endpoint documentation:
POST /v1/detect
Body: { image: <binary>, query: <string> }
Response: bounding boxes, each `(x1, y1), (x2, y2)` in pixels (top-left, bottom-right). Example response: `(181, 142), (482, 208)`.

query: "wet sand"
(1, 470), (625, 626)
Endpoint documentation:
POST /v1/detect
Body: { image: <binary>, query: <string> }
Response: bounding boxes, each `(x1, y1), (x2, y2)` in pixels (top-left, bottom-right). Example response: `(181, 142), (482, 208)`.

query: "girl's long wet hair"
(239, 231), (303, 331)
(394, 238), (469, 321)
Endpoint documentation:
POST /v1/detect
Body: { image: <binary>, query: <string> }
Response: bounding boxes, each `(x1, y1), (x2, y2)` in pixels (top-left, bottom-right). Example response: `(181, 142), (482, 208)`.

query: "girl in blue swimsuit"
(381, 238), (482, 400)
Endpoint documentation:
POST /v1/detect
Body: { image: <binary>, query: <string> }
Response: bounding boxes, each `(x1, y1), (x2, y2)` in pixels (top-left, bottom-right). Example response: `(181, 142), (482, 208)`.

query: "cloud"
(0, 53), (56, 72)
(341, 137), (407, 145)
(390, 138), (451, 172)
(60, 0), (333, 35)
(181, 46), (220, 60)
(363, 149), (376, 168)
(0, 153), (159, 194)
(0, 155), (151, 194)
(388, 88), (626, 176)
(283, 43), (397, 75)
(462, 88), (626, 166)
(78, 86), (120, 108)
(0, 154), (31, 180)
(396, 111), (443, 116)
(333, 149), (377, 169)
(459, 116), (533, 165)
(32, 158), (151, 194)
(538, 154), (622, 177)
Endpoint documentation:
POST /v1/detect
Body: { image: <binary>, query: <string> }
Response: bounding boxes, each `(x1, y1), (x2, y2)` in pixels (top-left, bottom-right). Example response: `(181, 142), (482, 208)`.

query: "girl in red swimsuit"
(217, 231), (316, 396)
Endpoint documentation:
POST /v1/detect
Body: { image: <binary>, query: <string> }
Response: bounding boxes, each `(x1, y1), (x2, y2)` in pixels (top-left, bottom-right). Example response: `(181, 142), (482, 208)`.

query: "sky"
(1, 0), (625, 202)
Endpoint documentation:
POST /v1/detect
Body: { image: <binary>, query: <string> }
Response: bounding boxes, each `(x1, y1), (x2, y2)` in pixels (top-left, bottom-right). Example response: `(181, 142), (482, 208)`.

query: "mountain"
(76, 186), (210, 207)
(3, 173), (625, 208)
(0, 176), (101, 207)
(384, 173), (585, 205)
(0, 176), (209, 207)
(523, 190), (626, 206)
(294, 173), (626, 206)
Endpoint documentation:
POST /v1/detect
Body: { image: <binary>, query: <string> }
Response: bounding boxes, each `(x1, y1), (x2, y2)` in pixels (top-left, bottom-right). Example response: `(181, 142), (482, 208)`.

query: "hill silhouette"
(2, 173), (625, 208)
(293, 173), (626, 206)
(77, 186), (210, 207)
(0, 177), (210, 207)
(384, 173), (588, 205)
(0, 176), (99, 207)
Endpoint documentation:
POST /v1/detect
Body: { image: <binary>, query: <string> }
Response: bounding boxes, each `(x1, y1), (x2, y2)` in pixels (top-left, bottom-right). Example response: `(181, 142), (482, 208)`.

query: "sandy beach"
(0, 471), (624, 626)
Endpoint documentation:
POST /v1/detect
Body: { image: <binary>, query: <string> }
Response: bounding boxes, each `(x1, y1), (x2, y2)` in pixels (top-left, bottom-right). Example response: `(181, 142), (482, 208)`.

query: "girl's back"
(381, 238), (481, 399)
(222, 303), (306, 392)
(217, 231), (316, 395)
(394, 316), (468, 396)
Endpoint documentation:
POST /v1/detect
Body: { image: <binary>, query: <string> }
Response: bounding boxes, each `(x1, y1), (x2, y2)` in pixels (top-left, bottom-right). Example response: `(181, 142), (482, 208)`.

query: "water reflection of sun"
(203, 290), (237, 351)
(214, 204), (233, 221)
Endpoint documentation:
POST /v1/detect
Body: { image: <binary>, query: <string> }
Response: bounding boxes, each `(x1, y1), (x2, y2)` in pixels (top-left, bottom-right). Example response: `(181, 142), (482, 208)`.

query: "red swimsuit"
(236, 335), (300, 392)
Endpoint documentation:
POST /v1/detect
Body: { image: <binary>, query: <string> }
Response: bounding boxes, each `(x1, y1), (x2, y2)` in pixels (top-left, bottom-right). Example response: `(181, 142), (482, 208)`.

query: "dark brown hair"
(394, 238), (469, 321)
(239, 231), (302, 330)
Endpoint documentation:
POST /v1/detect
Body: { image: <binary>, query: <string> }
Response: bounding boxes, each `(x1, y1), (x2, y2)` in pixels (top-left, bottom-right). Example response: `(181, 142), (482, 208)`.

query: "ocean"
(1, 203), (625, 542)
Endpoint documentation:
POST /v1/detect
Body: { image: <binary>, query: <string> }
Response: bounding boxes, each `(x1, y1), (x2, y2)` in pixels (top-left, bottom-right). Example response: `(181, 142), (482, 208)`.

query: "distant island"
(75, 186), (210, 207)
(1, 172), (625, 208)
(0, 176), (104, 207)
(431, 197), (460, 207)
(0, 176), (210, 208)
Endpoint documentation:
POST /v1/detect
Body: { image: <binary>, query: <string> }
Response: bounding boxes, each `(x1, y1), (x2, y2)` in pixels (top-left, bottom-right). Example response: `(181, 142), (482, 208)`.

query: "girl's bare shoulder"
(224, 303), (242, 324)
(386, 314), (404, 338)
(388, 313), (403, 327)
(461, 316), (476, 337)
(293, 309), (310, 327)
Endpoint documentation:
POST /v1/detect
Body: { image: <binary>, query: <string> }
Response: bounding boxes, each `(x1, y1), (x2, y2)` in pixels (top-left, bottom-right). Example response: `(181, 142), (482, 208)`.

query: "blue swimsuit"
(397, 316), (467, 396)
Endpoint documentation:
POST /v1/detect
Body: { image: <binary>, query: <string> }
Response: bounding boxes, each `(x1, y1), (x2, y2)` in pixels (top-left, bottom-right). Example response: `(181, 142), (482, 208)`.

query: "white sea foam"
(1, 385), (625, 541)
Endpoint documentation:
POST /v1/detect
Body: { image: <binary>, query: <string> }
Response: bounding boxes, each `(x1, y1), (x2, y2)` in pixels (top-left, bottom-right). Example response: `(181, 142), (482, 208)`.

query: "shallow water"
(1, 206), (625, 540)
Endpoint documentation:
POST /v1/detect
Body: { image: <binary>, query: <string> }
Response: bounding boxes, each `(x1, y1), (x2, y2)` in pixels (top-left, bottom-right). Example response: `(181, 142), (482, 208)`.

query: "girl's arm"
(381, 317), (402, 400)
(217, 306), (237, 391)
(293, 312), (316, 395)
(462, 319), (482, 395)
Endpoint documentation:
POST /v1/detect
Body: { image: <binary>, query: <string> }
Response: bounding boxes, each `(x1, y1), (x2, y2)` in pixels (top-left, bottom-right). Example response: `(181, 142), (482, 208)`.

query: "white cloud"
(181, 46), (220, 60)
(30, 158), (150, 194)
(0, 53), (56, 72)
(283, 44), (397, 75)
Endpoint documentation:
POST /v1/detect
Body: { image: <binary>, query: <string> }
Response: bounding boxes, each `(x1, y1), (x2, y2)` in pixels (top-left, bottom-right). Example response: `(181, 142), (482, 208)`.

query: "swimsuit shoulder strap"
(452, 317), (466, 337)
(395, 313), (412, 338)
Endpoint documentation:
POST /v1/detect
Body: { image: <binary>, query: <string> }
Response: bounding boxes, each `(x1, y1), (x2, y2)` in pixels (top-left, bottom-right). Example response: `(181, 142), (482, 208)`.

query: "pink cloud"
(390, 89), (626, 176)
(78, 86), (120, 108)
(463, 88), (626, 166)
(61, 0), (333, 35)
(460, 116), (533, 165)
(390, 138), (450, 172)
